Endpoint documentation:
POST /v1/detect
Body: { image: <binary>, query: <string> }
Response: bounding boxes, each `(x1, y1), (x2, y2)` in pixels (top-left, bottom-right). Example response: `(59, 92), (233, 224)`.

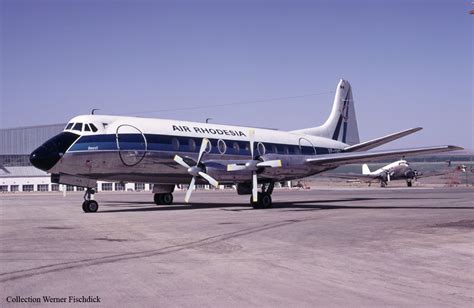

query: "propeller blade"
(256, 160), (282, 168)
(184, 177), (196, 203)
(197, 138), (209, 163)
(198, 171), (219, 188)
(252, 171), (258, 202)
(227, 164), (247, 171)
(174, 155), (190, 169)
(387, 172), (391, 182)
(249, 129), (255, 159)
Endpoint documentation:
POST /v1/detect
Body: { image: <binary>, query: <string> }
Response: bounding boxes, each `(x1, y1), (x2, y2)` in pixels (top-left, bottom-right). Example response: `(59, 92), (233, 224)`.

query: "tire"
(83, 200), (98, 213)
(407, 181), (413, 187)
(260, 193), (272, 208)
(82, 201), (90, 213)
(250, 193), (272, 209)
(250, 195), (262, 209)
(154, 193), (163, 205)
(161, 193), (173, 205)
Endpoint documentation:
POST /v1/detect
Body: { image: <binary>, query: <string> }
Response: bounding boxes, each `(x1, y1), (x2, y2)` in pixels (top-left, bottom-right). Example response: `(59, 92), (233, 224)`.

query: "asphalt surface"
(1, 187), (473, 307)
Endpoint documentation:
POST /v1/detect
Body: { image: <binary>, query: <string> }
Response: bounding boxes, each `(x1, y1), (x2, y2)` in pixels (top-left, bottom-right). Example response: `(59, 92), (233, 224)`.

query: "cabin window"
(283, 146), (289, 155)
(271, 145), (278, 154)
(245, 143), (250, 153)
(172, 138), (180, 151)
(90, 124), (98, 132)
(233, 142), (240, 152)
(72, 123), (83, 131)
(204, 140), (212, 153)
(65, 123), (73, 130)
(188, 139), (196, 152)
(293, 146), (301, 155)
(217, 139), (227, 154)
(84, 124), (91, 132)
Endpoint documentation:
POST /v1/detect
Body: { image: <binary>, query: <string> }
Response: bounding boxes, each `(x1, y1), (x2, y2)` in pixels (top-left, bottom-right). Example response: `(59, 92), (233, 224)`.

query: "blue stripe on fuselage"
(68, 133), (332, 156)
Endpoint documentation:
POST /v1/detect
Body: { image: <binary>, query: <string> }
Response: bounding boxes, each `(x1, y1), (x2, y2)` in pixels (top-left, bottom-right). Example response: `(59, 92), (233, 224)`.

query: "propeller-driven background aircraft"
(362, 160), (420, 187)
(29, 80), (462, 212)
(327, 159), (421, 187)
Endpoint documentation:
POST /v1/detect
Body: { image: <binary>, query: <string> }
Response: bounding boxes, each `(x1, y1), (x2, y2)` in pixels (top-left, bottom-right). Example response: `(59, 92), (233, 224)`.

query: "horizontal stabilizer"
(344, 127), (422, 152)
(306, 145), (463, 166)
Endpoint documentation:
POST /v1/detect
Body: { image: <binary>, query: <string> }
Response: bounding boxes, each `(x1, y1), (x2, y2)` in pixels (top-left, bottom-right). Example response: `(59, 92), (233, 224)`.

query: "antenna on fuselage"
(205, 118), (213, 123)
(91, 109), (100, 115)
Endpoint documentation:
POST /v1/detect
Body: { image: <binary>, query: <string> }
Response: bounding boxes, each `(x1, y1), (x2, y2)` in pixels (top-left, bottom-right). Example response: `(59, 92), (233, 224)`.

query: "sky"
(1, 0), (472, 149)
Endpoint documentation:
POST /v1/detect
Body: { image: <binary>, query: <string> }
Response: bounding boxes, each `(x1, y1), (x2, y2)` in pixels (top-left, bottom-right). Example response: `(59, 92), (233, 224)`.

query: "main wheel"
(260, 193), (272, 208)
(154, 193), (162, 205)
(161, 193), (173, 205)
(250, 192), (272, 209)
(407, 180), (413, 187)
(82, 201), (90, 213)
(251, 195), (261, 209)
(82, 200), (98, 213)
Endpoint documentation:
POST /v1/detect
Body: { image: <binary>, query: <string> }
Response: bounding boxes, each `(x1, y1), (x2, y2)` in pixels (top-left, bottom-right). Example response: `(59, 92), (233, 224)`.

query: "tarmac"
(1, 187), (473, 307)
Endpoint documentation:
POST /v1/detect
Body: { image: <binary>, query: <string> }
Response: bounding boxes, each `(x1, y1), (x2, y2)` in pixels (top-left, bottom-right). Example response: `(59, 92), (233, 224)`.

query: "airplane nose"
(30, 132), (80, 172)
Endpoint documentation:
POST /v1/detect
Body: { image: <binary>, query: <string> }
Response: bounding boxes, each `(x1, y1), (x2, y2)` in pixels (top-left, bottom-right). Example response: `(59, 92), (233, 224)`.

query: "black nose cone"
(30, 132), (80, 171)
(30, 146), (59, 171)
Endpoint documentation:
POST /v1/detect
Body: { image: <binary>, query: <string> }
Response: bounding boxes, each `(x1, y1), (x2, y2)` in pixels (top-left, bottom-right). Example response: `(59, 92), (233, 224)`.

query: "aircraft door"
(298, 137), (316, 155)
(115, 124), (147, 166)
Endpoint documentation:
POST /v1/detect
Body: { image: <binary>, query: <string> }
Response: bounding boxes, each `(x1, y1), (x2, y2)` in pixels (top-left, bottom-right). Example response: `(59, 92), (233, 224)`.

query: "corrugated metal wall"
(0, 124), (66, 155)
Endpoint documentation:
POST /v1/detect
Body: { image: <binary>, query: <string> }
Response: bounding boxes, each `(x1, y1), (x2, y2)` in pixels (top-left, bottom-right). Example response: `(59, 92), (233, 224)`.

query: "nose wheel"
(82, 188), (99, 213)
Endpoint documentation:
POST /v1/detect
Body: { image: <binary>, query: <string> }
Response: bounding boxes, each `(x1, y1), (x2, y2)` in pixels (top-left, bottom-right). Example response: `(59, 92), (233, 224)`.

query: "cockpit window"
(65, 123), (73, 130)
(84, 124), (91, 132)
(72, 123), (83, 131)
(90, 123), (98, 132)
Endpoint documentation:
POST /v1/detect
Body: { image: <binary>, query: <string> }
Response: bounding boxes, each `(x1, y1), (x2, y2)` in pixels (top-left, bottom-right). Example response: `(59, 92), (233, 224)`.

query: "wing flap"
(306, 145), (462, 166)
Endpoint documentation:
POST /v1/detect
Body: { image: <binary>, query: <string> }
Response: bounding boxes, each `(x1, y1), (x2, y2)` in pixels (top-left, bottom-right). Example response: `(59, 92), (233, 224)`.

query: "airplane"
(362, 160), (420, 187)
(29, 79), (462, 212)
(326, 159), (421, 187)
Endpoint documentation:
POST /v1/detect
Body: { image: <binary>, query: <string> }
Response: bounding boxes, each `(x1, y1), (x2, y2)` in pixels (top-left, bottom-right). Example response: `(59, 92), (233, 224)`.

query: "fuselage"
(30, 114), (350, 185)
(372, 160), (416, 181)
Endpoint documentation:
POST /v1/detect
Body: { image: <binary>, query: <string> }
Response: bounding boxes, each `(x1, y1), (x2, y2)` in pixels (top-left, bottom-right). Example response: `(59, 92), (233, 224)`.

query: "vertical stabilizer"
(291, 79), (360, 145)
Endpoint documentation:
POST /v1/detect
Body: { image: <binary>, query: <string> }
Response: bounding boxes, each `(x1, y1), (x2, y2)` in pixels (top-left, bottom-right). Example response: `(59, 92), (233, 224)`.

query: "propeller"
(174, 138), (219, 203)
(227, 129), (282, 202)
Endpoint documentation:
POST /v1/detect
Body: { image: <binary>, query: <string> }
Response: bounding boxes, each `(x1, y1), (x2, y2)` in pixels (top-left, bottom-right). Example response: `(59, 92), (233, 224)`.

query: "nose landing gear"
(82, 188), (99, 213)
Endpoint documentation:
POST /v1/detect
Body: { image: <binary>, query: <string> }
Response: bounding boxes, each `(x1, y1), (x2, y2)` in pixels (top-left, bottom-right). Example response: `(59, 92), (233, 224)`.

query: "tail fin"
(362, 164), (371, 175)
(291, 79), (360, 145)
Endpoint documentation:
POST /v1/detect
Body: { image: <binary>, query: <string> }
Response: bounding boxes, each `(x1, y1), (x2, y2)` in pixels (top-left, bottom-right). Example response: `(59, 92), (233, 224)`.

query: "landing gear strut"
(82, 188), (98, 213)
(251, 182), (274, 209)
(154, 193), (174, 205)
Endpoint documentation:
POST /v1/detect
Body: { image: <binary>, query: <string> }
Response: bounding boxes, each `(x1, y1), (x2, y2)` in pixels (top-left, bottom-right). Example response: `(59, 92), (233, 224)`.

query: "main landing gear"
(250, 182), (274, 209)
(82, 188), (99, 213)
(154, 193), (174, 205)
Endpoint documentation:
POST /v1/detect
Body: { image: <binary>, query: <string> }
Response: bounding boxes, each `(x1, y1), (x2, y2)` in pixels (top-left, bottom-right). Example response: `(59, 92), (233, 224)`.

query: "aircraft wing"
(306, 145), (462, 166)
(322, 173), (379, 181)
(343, 127), (422, 152)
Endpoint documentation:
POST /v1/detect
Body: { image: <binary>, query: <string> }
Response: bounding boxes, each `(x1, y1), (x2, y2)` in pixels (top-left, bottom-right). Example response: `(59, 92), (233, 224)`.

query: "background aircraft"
(29, 80), (462, 212)
(326, 159), (420, 187)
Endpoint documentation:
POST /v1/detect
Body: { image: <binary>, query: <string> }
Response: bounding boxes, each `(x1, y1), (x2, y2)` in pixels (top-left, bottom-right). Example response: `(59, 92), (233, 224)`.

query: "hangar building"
(0, 124), (154, 192)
